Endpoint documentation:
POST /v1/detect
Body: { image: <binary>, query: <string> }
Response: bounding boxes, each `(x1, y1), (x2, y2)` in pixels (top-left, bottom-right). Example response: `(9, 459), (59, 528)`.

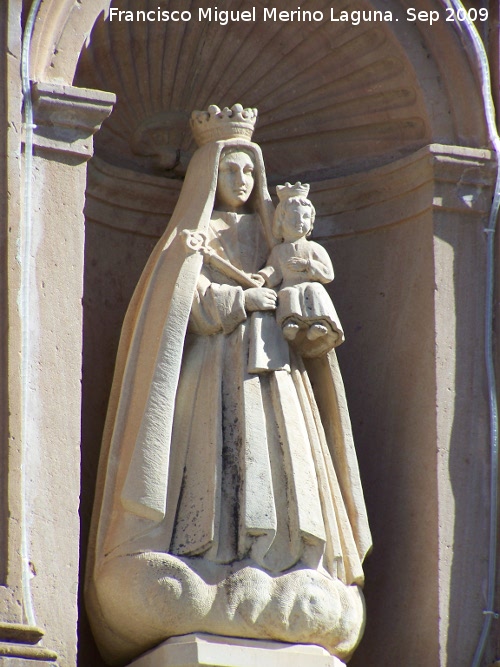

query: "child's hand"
(286, 257), (309, 272)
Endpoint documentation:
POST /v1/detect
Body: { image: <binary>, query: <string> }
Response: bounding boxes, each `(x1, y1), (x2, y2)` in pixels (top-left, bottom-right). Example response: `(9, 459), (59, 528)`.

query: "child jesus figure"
(259, 182), (344, 356)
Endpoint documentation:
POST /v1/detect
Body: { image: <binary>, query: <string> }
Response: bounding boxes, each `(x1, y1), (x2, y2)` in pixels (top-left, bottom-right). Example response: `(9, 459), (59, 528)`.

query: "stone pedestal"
(128, 634), (344, 667)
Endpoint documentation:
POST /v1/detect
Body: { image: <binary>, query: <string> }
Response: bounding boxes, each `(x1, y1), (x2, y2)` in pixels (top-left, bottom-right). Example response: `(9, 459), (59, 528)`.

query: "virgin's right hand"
(244, 287), (277, 312)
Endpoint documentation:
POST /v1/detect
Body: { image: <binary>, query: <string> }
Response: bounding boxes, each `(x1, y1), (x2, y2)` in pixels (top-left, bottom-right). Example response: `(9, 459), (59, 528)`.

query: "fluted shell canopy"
(75, 0), (432, 183)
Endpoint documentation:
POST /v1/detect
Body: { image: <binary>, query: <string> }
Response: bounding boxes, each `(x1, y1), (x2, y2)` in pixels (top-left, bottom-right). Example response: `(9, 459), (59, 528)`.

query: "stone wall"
(1, 1), (498, 665)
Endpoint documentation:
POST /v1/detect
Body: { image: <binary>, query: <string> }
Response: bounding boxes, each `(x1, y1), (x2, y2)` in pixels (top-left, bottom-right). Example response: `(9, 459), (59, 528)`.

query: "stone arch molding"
(30, 0), (113, 84)
(28, 0), (490, 149)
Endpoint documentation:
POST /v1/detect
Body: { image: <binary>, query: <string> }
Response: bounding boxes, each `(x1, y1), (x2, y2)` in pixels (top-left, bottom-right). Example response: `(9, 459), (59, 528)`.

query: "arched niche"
(30, 0), (489, 148)
(27, 1), (497, 665)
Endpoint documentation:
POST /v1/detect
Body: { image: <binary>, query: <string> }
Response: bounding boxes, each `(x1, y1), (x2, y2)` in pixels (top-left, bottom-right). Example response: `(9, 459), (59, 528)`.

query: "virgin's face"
(216, 151), (255, 212)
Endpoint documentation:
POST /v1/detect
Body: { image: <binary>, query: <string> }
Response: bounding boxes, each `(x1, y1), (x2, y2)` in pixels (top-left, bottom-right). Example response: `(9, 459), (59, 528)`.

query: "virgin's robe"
(166, 211), (365, 583)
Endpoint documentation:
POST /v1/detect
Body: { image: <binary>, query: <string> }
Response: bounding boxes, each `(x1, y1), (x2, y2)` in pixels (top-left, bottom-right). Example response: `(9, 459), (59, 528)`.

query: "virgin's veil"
(87, 139), (274, 573)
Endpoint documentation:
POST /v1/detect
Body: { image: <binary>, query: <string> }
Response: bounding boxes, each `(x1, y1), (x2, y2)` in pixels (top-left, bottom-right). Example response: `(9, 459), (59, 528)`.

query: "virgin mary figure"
(86, 105), (372, 666)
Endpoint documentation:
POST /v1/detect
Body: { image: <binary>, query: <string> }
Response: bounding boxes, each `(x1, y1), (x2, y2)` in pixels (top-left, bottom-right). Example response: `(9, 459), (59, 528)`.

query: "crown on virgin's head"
(190, 104), (258, 146)
(276, 182), (310, 202)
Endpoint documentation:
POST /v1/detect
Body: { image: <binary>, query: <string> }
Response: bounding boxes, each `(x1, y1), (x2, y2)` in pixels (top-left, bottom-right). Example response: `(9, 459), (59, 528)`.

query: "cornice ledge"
(428, 143), (496, 179)
(0, 621), (57, 662)
(428, 144), (496, 216)
(0, 642), (58, 661)
(30, 82), (115, 159)
(313, 143), (496, 238)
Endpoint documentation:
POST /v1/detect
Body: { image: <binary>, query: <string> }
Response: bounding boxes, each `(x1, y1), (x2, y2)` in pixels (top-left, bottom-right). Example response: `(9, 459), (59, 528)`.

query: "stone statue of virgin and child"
(86, 105), (372, 666)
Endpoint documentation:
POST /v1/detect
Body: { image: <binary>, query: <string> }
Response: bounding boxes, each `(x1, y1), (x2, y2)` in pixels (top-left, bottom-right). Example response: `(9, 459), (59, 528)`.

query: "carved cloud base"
(128, 633), (345, 667)
(91, 553), (365, 665)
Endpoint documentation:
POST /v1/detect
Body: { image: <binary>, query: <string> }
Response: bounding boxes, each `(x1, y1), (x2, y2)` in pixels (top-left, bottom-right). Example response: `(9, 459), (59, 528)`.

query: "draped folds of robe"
(86, 138), (372, 611)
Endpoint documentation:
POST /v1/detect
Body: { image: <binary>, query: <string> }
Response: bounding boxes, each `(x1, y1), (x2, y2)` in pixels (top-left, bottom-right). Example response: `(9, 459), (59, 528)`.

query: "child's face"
(282, 203), (313, 241)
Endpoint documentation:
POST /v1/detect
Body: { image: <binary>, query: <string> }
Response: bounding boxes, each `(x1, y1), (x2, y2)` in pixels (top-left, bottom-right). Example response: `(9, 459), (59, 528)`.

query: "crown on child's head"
(276, 182), (310, 202)
(190, 104), (258, 147)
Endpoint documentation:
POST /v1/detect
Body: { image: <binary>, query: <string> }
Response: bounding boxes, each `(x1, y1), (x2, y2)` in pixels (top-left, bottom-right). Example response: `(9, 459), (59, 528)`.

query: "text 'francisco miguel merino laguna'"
(109, 6), (397, 25)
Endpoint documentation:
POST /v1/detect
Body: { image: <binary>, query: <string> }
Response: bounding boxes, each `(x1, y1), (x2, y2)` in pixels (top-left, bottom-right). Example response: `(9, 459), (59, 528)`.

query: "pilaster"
(324, 144), (497, 667)
(3, 72), (114, 666)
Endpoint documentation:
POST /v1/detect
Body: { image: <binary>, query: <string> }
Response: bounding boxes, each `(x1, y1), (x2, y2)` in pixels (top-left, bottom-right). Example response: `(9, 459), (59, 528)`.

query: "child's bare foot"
(307, 323), (329, 340)
(283, 321), (300, 340)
